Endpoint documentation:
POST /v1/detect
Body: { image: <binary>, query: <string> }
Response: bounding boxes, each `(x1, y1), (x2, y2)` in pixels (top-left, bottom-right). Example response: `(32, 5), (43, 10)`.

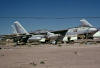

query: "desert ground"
(0, 43), (100, 68)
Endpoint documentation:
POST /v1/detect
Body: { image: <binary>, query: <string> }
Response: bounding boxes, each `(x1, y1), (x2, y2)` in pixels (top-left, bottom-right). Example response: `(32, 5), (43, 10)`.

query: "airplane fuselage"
(66, 27), (97, 36)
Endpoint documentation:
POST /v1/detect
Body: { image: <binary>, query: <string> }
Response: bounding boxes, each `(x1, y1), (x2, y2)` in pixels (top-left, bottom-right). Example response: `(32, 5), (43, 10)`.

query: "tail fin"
(11, 25), (17, 34)
(80, 19), (93, 27)
(14, 21), (29, 35)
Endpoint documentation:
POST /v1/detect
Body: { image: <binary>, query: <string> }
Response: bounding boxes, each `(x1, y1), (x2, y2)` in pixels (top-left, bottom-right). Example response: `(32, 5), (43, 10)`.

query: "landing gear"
(51, 40), (57, 45)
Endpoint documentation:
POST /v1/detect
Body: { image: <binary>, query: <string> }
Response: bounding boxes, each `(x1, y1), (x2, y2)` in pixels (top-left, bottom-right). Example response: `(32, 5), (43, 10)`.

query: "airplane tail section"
(14, 21), (29, 35)
(80, 19), (93, 27)
(11, 25), (17, 34)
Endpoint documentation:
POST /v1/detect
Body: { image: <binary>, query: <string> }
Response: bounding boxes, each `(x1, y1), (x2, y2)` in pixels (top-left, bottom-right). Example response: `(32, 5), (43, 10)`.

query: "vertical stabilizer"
(11, 25), (17, 34)
(14, 21), (29, 35)
(80, 19), (93, 27)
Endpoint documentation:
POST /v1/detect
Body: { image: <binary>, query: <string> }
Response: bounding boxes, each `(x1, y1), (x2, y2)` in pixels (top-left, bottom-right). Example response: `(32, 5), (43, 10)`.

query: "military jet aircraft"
(13, 21), (60, 44)
(63, 19), (97, 43)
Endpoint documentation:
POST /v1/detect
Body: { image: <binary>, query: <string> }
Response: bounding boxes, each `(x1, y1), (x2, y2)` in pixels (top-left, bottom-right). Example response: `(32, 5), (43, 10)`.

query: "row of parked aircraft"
(1, 19), (100, 45)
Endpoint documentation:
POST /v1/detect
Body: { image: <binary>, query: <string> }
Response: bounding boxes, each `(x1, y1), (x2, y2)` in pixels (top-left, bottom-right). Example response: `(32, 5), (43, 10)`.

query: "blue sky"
(0, 0), (100, 34)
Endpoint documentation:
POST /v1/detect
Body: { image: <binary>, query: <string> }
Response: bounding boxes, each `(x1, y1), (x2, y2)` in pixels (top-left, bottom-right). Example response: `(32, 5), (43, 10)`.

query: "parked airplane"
(13, 21), (46, 43)
(13, 21), (60, 44)
(63, 19), (97, 42)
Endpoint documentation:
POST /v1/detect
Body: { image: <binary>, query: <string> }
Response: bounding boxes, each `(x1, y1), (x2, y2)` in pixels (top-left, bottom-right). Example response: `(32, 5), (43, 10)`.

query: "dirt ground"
(0, 44), (100, 68)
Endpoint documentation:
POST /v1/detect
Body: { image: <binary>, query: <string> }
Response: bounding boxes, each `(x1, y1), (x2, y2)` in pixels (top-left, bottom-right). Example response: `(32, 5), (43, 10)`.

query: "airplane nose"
(93, 31), (100, 38)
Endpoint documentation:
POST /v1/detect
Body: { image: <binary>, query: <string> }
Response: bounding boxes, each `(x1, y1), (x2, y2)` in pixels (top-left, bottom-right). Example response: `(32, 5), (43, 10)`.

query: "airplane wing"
(51, 29), (68, 36)
(80, 19), (93, 27)
(0, 34), (18, 39)
(0, 34), (31, 40)
(30, 29), (68, 36)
